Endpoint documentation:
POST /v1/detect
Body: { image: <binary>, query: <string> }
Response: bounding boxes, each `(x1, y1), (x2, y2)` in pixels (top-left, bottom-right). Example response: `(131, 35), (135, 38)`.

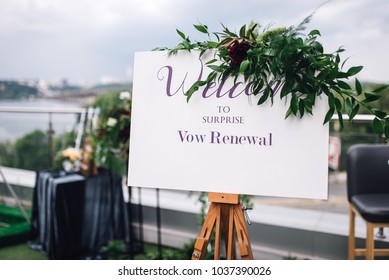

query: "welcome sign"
(128, 51), (329, 199)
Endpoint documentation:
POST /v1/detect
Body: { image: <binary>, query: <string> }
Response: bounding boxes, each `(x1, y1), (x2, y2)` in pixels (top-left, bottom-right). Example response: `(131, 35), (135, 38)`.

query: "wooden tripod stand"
(191, 192), (253, 260)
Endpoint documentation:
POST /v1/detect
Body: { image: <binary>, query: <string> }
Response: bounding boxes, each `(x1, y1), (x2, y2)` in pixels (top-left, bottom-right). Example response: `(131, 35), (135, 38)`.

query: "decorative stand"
(191, 192), (253, 260)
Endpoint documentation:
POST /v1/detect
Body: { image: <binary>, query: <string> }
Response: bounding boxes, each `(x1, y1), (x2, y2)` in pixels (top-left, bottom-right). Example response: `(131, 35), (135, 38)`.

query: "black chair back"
(346, 144), (389, 202)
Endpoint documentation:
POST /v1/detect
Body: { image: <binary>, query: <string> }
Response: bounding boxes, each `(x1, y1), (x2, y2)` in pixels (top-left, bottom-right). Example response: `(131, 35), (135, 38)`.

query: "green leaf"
(185, 80), (206, 101)
(345, 98), (352, 114)
(311, 41), (323, 53)
(239, 60), (250, 73)
(328, 93), (335, 109)
(328, 67), (339, 80)
(182, 40), (191, 50)
(280, 79), (294, 98)
(336, 46), (345, 53)
(285, 107), (293, 119)
(219, 37), (233, 46)
(335, 53), (340, 65)
(309, 29), (321, 36)
(176, 29), (186, 40)
(337, 71), (349, 79)
(291, 93), (298, 115)
(205, 59), (218, 65)
(335, 97), (342, 111)
(316, 69), (329, 80)
(205, 72), (217, 83)
(347, 66), (363, 76)
(208, 65), (224, 72)
(207, 41), (219, 48)
(365, 92), (381, 102)
(299, 99), (305, 117)
(340, 89), (355, 96)
(252, 80), (264, 96)
(257, 90), (269, 105)
(239, 24), (246, 38)
(304, 99), (313, 114)
(222, 26), (238, 37)
(337, 111), (344, 130)
(355, 78), (362, 95)
(349, 103), (359, 120)
(373, 110), (387, 119)
(341, 57), (350, 69)
(373, 117), (383, 133)
(324, 108), (335, 124)
(372, 84), (389, 93)
(247, 23), (258, 39)
(337, 80), (351, 90)
(194, 24), (208, 34)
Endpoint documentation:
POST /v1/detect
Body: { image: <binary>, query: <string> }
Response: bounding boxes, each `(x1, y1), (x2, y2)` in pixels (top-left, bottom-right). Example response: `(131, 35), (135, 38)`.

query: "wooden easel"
(191, 192), (253, 260)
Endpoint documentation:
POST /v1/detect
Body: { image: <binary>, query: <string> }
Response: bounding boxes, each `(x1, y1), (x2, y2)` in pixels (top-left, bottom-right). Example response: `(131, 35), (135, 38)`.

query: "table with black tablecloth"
(29, 168), (131, 259)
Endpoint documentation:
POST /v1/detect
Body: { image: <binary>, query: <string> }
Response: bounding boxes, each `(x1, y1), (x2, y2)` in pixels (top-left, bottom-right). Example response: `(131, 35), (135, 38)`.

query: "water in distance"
(0, 99), (81, 141)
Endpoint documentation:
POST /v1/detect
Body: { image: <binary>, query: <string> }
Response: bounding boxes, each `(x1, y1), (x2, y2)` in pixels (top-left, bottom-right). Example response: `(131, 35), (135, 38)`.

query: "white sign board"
(128, 51), (329, 199)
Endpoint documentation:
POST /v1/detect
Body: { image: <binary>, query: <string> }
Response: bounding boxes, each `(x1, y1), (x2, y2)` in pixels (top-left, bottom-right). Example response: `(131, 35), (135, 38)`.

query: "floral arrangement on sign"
(157, 15), (388, 136)
(91, 91), (132, 175)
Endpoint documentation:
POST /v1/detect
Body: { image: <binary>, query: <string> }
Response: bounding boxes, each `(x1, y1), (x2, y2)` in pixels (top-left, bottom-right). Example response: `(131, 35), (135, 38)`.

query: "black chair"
(347, 144), (389, 259)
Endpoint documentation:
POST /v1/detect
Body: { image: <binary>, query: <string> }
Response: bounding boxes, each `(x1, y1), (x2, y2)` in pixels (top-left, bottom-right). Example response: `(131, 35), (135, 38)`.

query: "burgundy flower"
(227, 39), (251, 66)
(122, 108), (131, 115)
(119, 127), (130, 140)
(98, 128), (105, 137)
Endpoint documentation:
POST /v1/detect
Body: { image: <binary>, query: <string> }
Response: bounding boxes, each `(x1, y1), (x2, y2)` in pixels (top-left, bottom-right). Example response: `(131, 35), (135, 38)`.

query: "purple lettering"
(210, 131), (220, 144)
(239, 136), (246, 144)
(228, 82), (245, 98)
(269, 133), (273, 146)
(208, 131), (273, 145)
(158, 58), (204, 97)
(222, 135), (230, 143)
(157, 58), (282, 100)
(178, 130), (188, 142)
(215, 80), (228, 98)
(178, 130), (206, 143)
(202, 81), (217, 98)
(246, 136), (257, 145)
(157, 66), (185, 97)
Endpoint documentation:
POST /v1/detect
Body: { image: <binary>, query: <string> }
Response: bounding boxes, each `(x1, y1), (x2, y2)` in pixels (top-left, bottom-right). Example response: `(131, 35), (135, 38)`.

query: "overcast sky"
(0, 0), (388, 85)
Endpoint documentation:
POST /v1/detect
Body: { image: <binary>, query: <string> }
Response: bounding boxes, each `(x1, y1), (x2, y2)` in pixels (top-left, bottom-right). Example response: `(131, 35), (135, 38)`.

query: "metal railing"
(0, 106), (98, 168)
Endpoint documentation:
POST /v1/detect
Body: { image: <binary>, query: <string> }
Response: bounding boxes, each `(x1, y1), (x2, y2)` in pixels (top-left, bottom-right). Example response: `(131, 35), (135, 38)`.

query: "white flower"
(107, 117), (118, 127)
(62, 160), (74, 172)
(119, 91), (131, 100)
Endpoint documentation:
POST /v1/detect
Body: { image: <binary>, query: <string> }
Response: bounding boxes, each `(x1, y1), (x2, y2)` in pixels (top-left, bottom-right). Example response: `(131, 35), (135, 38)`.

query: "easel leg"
(233, 204), (253, 260)
(192, 203), (219, 260)
(213, 204), (222, 260)
(221, 204), (236, 259)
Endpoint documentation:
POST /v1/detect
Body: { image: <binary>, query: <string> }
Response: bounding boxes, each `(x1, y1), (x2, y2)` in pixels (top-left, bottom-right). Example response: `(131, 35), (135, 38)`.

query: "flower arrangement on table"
(157, 15), (388, 136)
(55, 147), (81, 172)
(91, 91), (132, 175)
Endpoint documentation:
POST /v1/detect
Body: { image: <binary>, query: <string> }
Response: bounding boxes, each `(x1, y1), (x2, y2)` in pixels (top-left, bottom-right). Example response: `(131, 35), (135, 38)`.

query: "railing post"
(47, 112), (55, 168)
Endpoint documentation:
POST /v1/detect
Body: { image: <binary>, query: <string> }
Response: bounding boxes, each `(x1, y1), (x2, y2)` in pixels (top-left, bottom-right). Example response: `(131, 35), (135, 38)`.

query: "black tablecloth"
(29, 168), (130, 259)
